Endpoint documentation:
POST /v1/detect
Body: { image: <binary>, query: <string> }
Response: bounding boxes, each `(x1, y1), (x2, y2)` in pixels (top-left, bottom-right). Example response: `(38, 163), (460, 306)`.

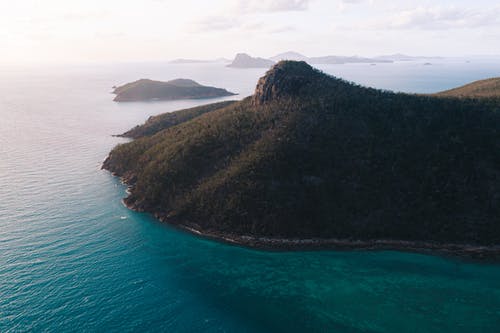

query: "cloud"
(191, 0), (308, 33)
(381, 6), (500, 30)
(237, 0), (311, 13)
(192, 15), (296, 35)
(340, 0), (368, 3)
(337, 0), (373, 13)
(62, 11), (110, 21)
(268, 25), (296, 34)
(335, 5), (500, 31)
(193, 16), (239, 31)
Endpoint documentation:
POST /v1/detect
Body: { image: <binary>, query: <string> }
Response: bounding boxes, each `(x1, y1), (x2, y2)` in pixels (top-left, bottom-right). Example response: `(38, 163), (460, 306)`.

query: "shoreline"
(127, 200), (500, 262)
(108, 172), (500, 261)
(176, 224), (500, 261)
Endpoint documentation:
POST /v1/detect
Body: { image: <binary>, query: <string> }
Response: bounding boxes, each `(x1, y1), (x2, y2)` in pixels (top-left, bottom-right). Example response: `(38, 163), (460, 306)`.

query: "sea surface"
(1, 59), (500, 332)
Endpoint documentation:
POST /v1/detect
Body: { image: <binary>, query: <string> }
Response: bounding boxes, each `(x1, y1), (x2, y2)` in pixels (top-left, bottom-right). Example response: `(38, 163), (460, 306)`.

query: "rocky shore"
(114, 180), (500, 261)
(168, 224), (500, 261)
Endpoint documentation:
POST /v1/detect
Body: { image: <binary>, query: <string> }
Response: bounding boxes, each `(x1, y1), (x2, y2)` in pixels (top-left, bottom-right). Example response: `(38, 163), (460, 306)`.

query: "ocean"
(1, 59), (500, 332)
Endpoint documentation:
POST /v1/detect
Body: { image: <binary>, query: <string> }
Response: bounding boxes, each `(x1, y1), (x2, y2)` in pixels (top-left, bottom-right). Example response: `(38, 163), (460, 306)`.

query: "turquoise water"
(1, 60), (500, 332)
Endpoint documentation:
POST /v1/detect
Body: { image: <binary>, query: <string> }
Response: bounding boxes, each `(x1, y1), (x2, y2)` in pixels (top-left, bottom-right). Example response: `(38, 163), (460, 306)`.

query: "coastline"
(113, 92), (237, 102)
(104, 167), (500, 261)
(114, 189), (500, 261)
(176, 223), (500, 261)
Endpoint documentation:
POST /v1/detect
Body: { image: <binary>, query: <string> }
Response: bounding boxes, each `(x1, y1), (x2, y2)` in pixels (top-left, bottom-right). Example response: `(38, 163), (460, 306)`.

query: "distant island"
(227, 53), (275, 68)
(112, 78), (236, 102)
(104, 61), (500, 258)
(228, 51), (392, 68)
(308, 55), (392, 64)
(173, 51), (444, 69)
(435, 77), (500, 98)
(284, 51), (440, 63)
(374, 53), (442, 62)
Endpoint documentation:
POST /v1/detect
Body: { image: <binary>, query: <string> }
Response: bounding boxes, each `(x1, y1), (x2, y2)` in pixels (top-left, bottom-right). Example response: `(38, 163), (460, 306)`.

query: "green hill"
(436, 78), (500, 98)
(112, 78), (236, 102)
(119, 101), (237, 139)
(103, 61), (500, 252)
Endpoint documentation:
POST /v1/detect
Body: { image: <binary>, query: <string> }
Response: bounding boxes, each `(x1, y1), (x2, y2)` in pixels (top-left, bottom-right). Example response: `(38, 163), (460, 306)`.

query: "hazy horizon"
(2, 0), (500, 65)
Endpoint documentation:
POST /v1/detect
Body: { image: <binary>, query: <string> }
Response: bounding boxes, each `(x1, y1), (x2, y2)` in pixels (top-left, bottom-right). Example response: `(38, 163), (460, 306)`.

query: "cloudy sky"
(1, 0), (499, 64)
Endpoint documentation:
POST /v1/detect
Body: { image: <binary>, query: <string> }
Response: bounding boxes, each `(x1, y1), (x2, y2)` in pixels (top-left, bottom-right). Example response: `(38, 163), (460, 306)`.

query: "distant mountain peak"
(227, 53), (275, 68)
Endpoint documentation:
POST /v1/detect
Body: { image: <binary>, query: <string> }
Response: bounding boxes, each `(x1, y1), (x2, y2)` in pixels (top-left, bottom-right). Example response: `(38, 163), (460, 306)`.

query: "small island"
(307, 55), (392, 64)
(228, 51), (393, 67)
(375, 53), (442, 62)
(225, 51), (450, 68)
(112, 78), (236, 102)
(104, 61), (500, 259)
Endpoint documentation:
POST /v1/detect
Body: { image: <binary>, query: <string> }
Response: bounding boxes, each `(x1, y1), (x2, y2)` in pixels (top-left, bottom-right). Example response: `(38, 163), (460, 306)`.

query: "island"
(104, 61), (500, 258)
(375, 53), (442, 62)
(227, 53), (275, 68)
(307, 55), (392, 64)
(270, 51), (392, 64)
(112, 78), (236, 102)
(168, 52), (447, 69)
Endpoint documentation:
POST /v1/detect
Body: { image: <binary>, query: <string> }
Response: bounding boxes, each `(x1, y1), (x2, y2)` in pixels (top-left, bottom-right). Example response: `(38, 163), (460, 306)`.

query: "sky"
(1, 0), (500, 64)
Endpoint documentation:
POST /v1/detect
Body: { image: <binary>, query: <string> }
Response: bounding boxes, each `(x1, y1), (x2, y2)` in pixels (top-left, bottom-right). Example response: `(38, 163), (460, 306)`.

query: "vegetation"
(112, 78), (235, 102)
(120, 101), (237, 138)
(104, 61), (500, 245)
(436, 78), (500, 98)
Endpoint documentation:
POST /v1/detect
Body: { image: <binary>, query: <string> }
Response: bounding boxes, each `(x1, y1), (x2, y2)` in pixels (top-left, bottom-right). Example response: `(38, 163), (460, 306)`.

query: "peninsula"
(104, 61), (500, 258)
(435, 77), (500, 98)
(112, 78), (236, 102)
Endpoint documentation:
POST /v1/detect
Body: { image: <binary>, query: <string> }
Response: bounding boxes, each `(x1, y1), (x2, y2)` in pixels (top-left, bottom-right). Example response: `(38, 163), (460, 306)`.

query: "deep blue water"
(1, 60), (500, 332)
